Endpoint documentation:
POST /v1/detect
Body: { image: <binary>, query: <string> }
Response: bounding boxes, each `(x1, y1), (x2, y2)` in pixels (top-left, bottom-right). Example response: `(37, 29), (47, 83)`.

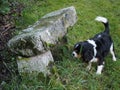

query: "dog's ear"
(74, 42), (82, 49)
(83, 50), (93, 62)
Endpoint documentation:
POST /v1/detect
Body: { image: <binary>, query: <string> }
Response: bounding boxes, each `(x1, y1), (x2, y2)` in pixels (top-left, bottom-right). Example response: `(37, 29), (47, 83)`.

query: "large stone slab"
(17, 50), (54, 75)
(7, 6), (77, 56)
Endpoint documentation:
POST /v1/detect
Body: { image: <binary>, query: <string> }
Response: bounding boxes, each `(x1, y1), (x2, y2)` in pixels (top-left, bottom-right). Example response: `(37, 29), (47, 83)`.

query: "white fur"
(72, 51), (78, 58)
(90, 57), (98, 63)
(95, 16), (108, 23)
(96, 65), (104, 74)
(103, 61), (105, 65)
(110, 43), (116, 61)
(87, 40), (96, 47)
(75, 43), (79, 48)
(86, 40), (98, 71)
(86, 62), (92, 70)
(98, 35), (101, 38)
(87, 39), (97, 57)
(87, 57), (98, 70)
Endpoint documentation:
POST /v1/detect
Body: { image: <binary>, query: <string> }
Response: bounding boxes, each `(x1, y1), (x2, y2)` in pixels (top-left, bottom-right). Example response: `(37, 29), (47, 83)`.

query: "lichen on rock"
(8, 6), (77, 56)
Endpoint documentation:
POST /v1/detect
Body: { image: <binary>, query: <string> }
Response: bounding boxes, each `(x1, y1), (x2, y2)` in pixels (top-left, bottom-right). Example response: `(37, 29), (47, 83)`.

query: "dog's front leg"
(96, 59), (105, 74)
(96, 65), (104, 74)
(86, 62), (92, 70)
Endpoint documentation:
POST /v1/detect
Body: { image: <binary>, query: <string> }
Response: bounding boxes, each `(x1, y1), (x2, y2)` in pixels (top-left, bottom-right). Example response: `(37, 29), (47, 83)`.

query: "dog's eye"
(75, 50), (79, 54)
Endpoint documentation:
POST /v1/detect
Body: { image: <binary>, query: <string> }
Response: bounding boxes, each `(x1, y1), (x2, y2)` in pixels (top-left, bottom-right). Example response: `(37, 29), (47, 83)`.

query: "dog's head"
(72, 41), (94, 62)
(72, 42), (83, 58)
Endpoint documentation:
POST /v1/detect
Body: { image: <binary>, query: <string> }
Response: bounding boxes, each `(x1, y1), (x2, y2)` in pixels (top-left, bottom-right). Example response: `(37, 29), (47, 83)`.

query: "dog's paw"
(96, 71), (101, 75)
(113, 57), (117, 61)
(86, 65), (91, 71)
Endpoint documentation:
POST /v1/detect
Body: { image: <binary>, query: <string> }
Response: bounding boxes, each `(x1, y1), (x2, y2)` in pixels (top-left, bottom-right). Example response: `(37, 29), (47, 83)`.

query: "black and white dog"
(72, 16), (116, 74)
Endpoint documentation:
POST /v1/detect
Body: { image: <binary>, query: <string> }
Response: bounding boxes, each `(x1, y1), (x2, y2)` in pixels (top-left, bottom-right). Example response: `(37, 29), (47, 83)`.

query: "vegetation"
(1, 0), (120, 90)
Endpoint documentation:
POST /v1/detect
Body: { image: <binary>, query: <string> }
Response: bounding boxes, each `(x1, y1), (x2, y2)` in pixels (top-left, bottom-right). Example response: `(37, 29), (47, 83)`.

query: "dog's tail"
(95, 16), (109, 34)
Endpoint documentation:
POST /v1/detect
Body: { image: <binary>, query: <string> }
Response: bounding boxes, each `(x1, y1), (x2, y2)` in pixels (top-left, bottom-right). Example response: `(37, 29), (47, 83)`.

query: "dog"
(72, 16), (116, 74)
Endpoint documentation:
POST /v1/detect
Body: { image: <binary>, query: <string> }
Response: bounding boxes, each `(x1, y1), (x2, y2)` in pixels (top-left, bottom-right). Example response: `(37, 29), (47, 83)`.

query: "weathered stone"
(17, 50), (54, 75)
(7, 6), (77, 56)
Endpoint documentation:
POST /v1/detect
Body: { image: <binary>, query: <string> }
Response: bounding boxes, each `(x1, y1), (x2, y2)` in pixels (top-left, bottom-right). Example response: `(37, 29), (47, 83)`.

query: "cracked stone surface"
(8, 6), (77, 56)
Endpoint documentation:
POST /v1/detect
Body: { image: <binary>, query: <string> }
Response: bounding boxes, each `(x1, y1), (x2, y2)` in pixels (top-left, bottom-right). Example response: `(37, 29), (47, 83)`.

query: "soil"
(0, 1), (24, 84)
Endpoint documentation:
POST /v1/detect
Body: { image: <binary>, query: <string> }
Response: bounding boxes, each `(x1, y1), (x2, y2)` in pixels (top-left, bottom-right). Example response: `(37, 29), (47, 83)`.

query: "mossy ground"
(3, 0), (120, 90)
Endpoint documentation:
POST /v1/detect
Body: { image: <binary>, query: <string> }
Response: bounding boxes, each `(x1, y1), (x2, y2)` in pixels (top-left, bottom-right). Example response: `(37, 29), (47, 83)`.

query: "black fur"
(73, 17), (115, 66)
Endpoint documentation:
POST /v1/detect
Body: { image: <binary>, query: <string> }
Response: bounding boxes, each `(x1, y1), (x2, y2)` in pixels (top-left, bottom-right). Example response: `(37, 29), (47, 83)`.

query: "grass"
(3, 0), (120, 90)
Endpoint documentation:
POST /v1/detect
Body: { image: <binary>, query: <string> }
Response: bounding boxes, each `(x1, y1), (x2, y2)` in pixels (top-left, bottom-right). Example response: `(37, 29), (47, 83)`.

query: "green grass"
(3, 0), (120, 90)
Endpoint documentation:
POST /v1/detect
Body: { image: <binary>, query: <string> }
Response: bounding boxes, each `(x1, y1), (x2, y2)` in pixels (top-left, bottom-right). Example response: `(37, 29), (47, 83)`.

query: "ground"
(1, 0), (120, 90)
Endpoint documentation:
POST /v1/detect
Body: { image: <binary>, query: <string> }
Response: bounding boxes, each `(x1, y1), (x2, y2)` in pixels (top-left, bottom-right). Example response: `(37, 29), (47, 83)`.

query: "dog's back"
(93, 16), (112, 57)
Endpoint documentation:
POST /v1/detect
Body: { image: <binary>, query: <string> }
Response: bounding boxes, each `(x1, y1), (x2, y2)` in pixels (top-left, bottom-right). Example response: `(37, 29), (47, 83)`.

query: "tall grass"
(3, 0), (120, 90)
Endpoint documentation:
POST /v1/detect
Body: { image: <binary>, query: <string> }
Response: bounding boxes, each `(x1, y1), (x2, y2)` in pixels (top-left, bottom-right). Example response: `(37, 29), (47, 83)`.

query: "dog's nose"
(72, 53), (75, 57)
